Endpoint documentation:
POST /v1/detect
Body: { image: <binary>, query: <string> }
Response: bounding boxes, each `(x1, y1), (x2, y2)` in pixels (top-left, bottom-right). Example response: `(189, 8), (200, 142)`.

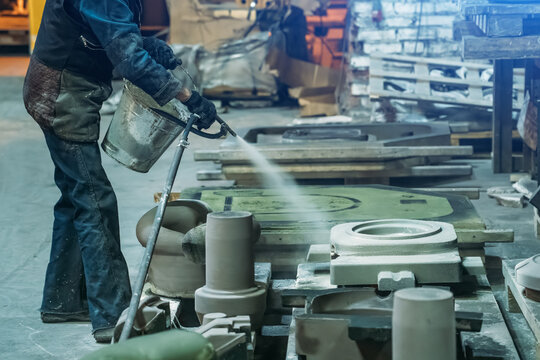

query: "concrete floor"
(1, 75), (539, 359)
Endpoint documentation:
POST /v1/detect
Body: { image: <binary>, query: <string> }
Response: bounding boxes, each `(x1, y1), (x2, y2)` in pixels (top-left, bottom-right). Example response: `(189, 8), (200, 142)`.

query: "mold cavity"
(351, 220), (441, 240)
(400, 199), (427, 205)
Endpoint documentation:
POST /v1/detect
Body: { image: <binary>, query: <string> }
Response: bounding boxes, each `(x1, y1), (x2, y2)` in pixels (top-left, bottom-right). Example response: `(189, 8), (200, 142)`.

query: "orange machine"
(305, 0), (347, 69)
(0, 0), (30, 47)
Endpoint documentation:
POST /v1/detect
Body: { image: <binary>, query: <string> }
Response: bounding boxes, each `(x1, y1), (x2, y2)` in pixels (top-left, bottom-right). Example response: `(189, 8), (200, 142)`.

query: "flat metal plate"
(229, 122), (451, 147)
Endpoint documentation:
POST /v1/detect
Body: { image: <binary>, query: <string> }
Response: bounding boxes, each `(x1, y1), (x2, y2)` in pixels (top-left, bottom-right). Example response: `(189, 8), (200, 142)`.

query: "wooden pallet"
(199, 163), (473, 185)
(195, 145), (473, 164)
(197, 161), (473, 185)
(195, 145), (474, 185)
(503, 259), (540, 357)
(369, 53), (524, 110)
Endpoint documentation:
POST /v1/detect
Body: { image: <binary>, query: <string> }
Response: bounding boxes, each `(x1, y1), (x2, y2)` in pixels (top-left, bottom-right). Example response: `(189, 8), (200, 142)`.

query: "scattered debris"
(512, 176), (537, 199)
(487, 186), (526, 208)
(292, 115), (353, 125)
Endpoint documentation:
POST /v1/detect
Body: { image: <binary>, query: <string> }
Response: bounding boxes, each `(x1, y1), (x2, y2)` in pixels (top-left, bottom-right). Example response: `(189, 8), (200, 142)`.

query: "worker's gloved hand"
(142, 37), (179, 70)
(183, 91), (217, 130)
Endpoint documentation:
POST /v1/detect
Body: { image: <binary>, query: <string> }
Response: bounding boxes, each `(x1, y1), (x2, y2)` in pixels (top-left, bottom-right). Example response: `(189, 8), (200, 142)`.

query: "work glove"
(142, 37), (180, 70)
(183, 91), (217, 130)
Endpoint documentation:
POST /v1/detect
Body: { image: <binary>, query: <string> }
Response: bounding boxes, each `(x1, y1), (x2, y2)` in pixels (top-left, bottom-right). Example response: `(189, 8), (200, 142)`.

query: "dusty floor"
(1, 73), (539, 359)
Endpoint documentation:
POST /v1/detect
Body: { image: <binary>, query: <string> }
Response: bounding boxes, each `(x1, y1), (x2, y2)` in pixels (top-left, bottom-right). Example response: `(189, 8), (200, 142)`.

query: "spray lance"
(152, 108), (237, 138)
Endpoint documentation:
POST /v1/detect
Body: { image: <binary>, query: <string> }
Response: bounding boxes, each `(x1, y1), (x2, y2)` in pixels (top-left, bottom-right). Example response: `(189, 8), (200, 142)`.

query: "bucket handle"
(150, 108), (228, 139)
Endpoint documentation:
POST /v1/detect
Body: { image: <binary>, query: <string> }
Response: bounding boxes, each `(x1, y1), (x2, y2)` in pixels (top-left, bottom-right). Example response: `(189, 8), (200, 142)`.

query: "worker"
(22, 0), (217, 343)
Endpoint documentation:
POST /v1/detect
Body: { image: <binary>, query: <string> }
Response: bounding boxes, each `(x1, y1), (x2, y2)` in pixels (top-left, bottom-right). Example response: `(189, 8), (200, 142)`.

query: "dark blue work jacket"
(33, 0), (180, 105)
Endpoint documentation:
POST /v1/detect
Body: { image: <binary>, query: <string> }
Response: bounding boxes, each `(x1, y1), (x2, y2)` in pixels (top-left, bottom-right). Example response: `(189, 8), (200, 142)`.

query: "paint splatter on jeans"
(41, 129), (131, 331)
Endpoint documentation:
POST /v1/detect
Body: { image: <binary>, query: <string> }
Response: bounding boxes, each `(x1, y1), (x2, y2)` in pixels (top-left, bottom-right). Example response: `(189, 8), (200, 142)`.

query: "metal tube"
(119, 114), (198, 342)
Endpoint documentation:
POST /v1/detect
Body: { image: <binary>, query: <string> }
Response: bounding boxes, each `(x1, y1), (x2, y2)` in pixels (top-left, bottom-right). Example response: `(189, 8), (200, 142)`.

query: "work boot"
(93, 327), (115, 343)
(41, 312), (90, 323)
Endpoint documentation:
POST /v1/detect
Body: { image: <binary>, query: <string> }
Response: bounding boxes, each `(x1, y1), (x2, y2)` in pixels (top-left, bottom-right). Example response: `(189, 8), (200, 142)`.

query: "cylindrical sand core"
(205, 211), (254, 291)
(392, 287), (456, 360)
(195, 211), (266, 329)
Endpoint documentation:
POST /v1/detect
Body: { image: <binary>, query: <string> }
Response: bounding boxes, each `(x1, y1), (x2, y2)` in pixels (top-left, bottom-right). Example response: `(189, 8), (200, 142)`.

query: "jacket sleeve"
(78, 0), (181, 105)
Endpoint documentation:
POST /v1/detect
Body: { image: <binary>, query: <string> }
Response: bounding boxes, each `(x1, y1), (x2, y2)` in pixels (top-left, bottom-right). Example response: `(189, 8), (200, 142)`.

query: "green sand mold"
(182, 185), (484, 231)
(181, 185), (485, 271)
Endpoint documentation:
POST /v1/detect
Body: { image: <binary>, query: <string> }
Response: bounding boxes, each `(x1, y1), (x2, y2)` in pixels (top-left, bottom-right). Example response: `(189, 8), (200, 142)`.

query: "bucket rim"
(123, 82), (184, 128)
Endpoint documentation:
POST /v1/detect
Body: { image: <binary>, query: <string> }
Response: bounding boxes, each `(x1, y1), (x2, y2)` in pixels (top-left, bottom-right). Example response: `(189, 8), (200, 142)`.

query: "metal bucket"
(101, 82), (187, 173)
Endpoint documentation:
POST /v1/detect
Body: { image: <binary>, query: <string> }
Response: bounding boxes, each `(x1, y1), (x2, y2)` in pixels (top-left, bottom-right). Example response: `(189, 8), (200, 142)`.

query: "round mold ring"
(331, 219), (457, 256)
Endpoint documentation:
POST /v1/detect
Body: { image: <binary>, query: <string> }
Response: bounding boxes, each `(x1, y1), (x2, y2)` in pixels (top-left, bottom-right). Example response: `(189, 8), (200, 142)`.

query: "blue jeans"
(41, 129), (131, 332)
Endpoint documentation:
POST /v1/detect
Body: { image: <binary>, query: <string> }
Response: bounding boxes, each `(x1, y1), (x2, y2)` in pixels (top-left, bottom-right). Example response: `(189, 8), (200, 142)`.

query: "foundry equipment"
(100, 81), (239, 342)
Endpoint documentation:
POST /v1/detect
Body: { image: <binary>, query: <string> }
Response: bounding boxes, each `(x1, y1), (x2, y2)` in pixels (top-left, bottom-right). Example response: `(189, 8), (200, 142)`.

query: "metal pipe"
(119, 114), (198, 342)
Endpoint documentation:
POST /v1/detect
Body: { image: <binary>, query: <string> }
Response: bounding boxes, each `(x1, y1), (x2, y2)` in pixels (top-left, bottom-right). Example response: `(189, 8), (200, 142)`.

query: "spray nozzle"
(215, 116), (237, 137)
(151, 108), (237, 139)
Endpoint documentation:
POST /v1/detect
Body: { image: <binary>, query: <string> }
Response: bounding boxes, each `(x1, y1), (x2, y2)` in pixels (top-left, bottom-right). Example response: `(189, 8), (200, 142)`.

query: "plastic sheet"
(199, 32), (277, 98)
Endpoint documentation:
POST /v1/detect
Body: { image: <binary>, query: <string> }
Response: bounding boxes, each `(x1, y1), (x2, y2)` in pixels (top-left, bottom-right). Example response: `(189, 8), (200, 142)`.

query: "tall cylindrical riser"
(205, 211), (255, 291)
(392, 288), (456, 360)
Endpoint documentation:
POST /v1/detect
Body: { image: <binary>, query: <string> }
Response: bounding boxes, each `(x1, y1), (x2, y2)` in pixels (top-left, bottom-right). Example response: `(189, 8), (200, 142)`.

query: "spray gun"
(151, 108), (237, 138)
(215, 115), (237, 137)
